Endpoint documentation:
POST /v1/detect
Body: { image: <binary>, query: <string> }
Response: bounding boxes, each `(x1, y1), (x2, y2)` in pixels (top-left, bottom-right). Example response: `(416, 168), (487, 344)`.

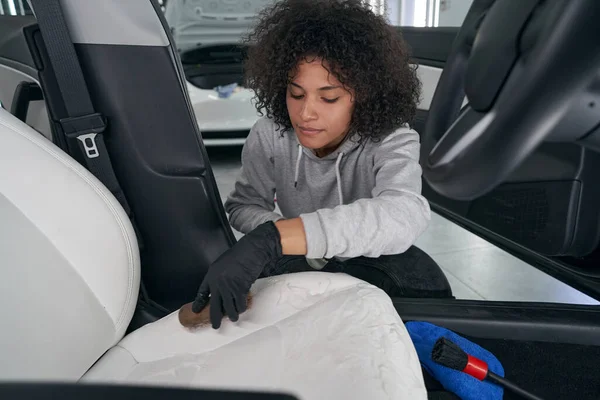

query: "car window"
(387, 0), (472, 27)
(0, 0), (33, 16)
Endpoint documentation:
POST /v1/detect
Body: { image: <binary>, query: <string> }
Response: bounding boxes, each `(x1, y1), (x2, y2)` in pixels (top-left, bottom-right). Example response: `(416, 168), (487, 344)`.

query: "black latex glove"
(192, 221), (283, 329)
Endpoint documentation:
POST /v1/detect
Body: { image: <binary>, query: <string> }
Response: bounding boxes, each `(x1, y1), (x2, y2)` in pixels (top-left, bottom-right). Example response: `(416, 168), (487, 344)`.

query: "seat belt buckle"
(59, 113), (107, 159)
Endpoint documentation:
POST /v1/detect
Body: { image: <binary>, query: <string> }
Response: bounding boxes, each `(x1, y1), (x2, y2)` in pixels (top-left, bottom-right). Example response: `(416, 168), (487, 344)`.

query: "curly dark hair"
(242, 0), (421, 142)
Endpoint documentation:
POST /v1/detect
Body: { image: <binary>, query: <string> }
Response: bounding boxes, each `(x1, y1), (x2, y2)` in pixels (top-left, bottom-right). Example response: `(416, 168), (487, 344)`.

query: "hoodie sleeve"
(299, 128), (431, 259)
(224, 119), (284, 234)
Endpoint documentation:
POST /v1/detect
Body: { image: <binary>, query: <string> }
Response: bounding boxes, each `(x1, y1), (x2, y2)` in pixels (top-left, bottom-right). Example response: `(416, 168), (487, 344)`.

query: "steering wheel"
(420, 0), (600, 201)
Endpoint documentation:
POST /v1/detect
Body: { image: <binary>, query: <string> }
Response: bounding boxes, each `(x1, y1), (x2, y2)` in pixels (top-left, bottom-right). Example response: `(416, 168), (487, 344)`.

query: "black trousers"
(259, 245), (453, 298)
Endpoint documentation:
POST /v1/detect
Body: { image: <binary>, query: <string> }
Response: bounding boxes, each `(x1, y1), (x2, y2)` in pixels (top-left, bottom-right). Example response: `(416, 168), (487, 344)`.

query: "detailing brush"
(178, 293), (253, 329)
(431, 337), (544, 400)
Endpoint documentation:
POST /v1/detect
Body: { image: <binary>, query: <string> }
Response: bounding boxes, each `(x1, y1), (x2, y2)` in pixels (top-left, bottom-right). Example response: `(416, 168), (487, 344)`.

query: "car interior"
(1, 0), (600, 399)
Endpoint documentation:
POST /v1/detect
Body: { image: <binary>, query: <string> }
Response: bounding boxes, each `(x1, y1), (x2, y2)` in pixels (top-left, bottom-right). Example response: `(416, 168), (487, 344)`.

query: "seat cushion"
(82, 272), (427, 399)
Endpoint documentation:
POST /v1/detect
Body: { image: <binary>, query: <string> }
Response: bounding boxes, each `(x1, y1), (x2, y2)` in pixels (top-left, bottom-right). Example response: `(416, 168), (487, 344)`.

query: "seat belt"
(29, 0), (143, 247)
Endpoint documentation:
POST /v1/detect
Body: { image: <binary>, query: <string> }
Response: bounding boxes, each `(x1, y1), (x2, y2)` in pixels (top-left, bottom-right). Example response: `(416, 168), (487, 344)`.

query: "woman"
(194, 0), (452, 329)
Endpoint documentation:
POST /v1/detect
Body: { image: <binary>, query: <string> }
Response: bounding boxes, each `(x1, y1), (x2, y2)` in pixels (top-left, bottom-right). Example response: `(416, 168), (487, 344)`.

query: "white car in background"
(164, 0), (272, 146)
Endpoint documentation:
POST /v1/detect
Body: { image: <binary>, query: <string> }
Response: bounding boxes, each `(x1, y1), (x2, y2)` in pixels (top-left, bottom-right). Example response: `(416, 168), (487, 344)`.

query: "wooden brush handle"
(178, 293), (253, 329)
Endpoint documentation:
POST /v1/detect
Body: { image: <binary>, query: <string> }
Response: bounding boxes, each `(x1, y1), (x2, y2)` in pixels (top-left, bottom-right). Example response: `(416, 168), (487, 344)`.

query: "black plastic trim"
(0, 383), (298, 400)
(0, 15), (37, 68)
(201, 129), (250, 140)
(412, 58), (446, 69)
(394, 298), (600, 346)
(10, 80), (43, 122)
(150, 0), (237, 246)
(399, 26), (459, 66)
(72, 43), (236, 310)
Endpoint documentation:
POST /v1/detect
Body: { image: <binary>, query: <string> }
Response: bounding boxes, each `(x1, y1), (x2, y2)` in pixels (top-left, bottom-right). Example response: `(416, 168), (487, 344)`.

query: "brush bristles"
(431, 337), (469, 371)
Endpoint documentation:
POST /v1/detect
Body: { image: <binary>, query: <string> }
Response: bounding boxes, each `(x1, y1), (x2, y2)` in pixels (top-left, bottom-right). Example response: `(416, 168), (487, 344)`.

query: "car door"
(396, 0), (600, 299)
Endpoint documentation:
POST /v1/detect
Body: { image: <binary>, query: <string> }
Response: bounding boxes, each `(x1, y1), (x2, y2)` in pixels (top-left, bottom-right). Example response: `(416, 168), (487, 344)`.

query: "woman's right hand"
(191, 221), (283, 329)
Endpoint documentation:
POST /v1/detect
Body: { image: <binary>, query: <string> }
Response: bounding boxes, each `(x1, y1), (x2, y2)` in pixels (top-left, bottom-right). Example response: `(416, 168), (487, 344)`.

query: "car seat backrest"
(0, 108), (140, 381)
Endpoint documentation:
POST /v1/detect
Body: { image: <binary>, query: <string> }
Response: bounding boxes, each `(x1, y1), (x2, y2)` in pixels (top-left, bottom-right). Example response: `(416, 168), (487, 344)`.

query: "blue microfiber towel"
(214, 83), (238, 99)
(406, 321), (505, 400)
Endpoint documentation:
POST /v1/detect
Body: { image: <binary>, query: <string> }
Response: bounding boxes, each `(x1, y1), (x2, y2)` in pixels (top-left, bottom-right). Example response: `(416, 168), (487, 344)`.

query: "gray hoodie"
(224, 116), (431, 267)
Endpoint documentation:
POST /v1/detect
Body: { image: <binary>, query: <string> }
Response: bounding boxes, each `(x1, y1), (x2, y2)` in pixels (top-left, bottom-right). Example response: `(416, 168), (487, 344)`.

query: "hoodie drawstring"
(294, 144), (302, 188)
(335, 152), (344, 205)
(294, 144), (344, 206)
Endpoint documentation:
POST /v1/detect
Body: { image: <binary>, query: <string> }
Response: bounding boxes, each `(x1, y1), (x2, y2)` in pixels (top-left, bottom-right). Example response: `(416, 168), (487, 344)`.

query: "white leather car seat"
(0, 107), (427, 399)
(0, 107), (140, 381)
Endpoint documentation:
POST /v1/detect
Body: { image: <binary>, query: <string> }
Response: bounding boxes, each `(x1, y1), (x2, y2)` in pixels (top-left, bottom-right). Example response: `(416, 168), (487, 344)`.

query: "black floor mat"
(473, 337), (600, 400)
(422, 336), (600, 400)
